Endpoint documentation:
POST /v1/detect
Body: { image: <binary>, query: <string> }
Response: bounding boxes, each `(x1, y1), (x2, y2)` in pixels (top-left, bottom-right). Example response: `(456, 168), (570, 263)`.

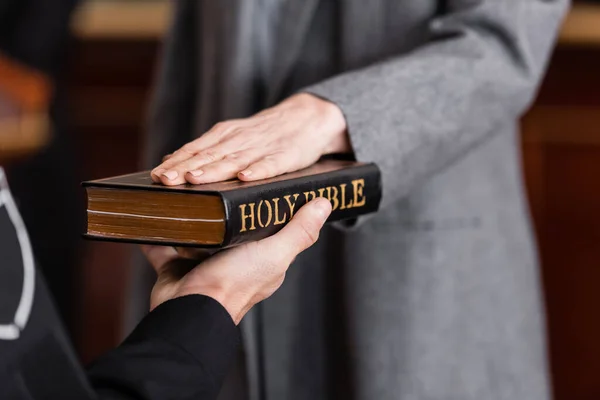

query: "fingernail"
(314, 198), (332, 219)
(162, 170), (178, 181)
(239, 170), (252, 177)
(188, 170), (204, 177)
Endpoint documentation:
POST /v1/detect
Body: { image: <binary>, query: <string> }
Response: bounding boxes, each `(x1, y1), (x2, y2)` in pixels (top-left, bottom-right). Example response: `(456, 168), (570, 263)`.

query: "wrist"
(320, 99), (351, 154)
(175, 284), (250, 325)
(287, 93), (351, 154)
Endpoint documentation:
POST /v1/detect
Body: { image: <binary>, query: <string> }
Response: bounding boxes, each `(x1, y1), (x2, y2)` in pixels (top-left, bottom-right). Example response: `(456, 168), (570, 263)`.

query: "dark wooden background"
(522, 46), (600, 400)
(66, 4), (600, 399)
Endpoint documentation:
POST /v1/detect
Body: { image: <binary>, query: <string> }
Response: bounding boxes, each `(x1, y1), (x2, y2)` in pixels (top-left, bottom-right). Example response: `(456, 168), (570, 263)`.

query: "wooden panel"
(522, 44), (600, 400)
(78, 241), (133, 363)
(536, 48), (600, 106)
(73, 124), (144, 363)
(542, 144), (600, 400)
(71, 1), (600, 45)
(67, 38), (158, 362)
(523, 106), (600, 146)
(560, 3), (600, 46)
(72, 0), (173, 40)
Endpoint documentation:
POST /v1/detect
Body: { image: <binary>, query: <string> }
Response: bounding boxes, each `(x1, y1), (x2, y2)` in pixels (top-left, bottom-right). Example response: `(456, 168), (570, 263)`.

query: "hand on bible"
(142, 197), (332, 324)
(151, 93), (351, 186)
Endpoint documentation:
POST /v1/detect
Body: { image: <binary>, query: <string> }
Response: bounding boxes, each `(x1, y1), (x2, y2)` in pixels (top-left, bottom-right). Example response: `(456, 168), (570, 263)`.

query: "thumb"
(257, 197), (332, 264)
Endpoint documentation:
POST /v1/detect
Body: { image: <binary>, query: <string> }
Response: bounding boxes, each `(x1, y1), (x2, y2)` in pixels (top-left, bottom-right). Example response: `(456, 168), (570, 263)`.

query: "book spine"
(220, 164), (381, 247)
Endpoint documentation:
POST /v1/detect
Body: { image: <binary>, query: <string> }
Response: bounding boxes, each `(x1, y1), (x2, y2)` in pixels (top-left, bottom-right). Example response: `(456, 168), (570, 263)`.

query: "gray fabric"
(254, 0), (287, 88)
(134, 1), (571, 399)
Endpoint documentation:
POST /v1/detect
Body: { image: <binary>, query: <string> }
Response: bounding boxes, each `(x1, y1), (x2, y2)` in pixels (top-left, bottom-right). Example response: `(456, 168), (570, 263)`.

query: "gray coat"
(138, 1), (570, 399)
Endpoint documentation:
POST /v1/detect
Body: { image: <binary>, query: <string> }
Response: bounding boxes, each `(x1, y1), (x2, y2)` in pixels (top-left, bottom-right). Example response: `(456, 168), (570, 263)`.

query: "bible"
(83, 159), (381, 248)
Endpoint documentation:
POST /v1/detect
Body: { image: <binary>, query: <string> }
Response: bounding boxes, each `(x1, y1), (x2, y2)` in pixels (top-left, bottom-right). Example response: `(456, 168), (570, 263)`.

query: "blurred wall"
(1, 0), (82, 340)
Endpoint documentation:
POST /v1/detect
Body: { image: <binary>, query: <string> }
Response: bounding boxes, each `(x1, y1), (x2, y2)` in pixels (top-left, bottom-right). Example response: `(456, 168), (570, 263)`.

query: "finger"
(159, 128), (270, 185)
(151, 121), (239, 182)
(238, 152), (297, 181)
(141, 245), (179, 274)
(151, 147), (197, 182)
(256, 197), (332, 265)
(156, 132), (253, 185)
(149, 153), (176, 184)
(185, 150), (262, 184)
(158, 145), (236, 185)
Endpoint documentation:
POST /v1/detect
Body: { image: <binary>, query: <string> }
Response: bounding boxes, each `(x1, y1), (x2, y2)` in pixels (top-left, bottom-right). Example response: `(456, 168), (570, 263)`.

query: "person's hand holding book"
(142, 198), (332, 324)
(151, 93), (351, 186)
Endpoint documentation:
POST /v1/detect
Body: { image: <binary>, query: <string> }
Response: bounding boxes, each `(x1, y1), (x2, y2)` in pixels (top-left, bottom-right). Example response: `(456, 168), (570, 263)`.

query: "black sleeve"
(87, 295), (241, 400)
(1, 173), (240, 400)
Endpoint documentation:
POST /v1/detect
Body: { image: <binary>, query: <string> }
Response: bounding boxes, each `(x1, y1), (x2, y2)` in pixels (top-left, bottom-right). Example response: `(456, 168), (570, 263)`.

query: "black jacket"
(0, 169), (240, 399)
(88, 296), (240, 400)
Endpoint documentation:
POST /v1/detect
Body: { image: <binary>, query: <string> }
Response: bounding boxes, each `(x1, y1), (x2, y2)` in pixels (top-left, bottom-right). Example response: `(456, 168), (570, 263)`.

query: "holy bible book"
(83, 159), (381, 248)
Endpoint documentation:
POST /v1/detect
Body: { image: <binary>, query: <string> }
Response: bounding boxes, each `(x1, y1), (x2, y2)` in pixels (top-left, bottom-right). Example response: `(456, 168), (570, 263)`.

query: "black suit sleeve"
(2, 171), (239, 399)
(87, 295), (240, 400)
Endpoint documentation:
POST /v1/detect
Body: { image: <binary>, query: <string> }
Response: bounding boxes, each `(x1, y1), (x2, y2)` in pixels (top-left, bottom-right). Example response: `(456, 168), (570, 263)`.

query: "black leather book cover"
(219, 161), (381, 246)
(83, 160), (382, 247)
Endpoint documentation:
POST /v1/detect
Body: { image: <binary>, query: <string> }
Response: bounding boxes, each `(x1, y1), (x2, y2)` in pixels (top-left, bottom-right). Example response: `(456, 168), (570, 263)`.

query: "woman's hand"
(142, 198), (332, 324)
(151, 93), (351, 186)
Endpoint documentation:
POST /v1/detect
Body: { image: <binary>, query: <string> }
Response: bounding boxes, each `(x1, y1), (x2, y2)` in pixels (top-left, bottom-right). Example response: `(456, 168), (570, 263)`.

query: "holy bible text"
(83, 159), (381, 248)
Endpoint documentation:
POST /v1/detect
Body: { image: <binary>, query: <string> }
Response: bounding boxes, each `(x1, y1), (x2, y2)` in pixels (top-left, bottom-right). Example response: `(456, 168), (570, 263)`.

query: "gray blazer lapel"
(266, 0), (320, 105)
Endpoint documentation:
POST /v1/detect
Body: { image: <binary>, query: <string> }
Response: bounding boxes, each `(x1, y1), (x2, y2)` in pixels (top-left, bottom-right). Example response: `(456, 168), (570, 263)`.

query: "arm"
(86, 198), (332, 400)
(1, 163), (330, 400)
(304, 0), (570, 208)
(151, 0), (568, 209)
(87, 296), (239, 400)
